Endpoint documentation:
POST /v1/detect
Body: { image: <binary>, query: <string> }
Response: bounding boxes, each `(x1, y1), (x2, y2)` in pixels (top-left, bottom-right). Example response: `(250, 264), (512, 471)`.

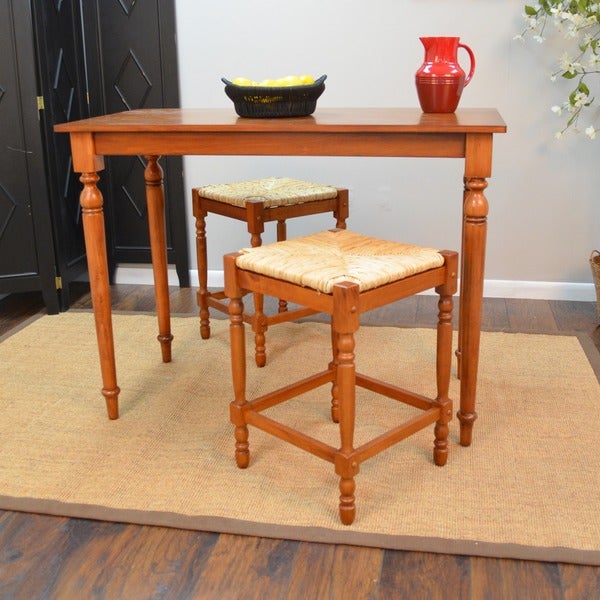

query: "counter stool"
(193, 177), (349, 367)
(224, 229), (458, 525)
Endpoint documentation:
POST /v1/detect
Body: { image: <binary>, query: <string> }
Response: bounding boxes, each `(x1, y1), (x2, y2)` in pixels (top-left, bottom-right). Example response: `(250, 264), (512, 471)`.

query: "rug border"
(0, 312), (46, 343)
(1, 494), (598, 566)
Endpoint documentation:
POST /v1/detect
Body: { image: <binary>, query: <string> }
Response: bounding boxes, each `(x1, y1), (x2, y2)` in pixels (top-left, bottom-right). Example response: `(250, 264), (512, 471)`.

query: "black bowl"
(222, 74), (327, 118)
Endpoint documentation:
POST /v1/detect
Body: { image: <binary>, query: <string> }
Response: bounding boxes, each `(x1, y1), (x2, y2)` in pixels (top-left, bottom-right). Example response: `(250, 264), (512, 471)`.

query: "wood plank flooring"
(0, 284), (599, 599)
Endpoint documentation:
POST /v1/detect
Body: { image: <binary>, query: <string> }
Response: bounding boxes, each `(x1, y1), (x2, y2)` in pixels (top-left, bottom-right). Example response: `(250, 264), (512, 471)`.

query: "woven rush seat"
(224, 229), (458, 525)
(196, 177), (339, 208)
(235, 229), (445, 293)
(193, 177), (349, 367)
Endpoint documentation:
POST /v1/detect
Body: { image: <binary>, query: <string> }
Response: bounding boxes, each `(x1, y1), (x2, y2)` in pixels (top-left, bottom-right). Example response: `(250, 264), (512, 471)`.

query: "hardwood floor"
(1, 284), (599, 599)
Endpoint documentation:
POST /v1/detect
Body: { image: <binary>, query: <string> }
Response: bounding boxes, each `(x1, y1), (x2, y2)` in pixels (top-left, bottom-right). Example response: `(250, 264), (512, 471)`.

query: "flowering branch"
(517, 1), (600, 139)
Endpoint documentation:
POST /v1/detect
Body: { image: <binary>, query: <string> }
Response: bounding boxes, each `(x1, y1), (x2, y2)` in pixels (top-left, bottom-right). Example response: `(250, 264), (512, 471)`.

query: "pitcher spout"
(419, 36), (460, 59)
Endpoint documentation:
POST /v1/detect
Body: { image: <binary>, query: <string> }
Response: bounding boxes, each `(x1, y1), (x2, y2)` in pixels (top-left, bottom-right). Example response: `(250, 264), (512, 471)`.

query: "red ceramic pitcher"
(415, 37), (475, 113)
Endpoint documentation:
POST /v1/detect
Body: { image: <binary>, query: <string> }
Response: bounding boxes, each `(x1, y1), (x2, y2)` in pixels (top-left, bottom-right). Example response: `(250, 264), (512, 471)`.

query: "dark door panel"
(84, 0), (189, 286)
(0, 0), (59, 312)
(32, 0), (90, 308)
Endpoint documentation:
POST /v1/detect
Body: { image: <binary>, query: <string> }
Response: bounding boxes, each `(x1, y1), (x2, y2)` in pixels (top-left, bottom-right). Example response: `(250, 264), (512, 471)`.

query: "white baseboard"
(114, 266), (597, 302)
(482, 279), (595, 302)
(113, 265), (183, 287)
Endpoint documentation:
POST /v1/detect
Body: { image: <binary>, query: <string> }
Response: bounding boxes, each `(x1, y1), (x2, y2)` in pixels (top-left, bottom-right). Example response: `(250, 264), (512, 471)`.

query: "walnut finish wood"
(79, 171), (119, 420)
(224, 242), (458, 524)
(144, 156), (173, 364)
(0, 287), (598, 598)
(55, 108), (506, 445)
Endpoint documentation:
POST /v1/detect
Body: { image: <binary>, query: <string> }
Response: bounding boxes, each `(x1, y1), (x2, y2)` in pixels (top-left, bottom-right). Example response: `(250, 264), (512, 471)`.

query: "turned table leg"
(144, 156), (173, 362)
(80, 171), (120, 419)
(457, 132), (494, 447)
(455, 176), (469, 379)
(457, 176), (488, 447)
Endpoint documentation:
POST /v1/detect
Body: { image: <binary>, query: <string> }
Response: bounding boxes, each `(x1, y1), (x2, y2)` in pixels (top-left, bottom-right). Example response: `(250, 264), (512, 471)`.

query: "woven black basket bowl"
(222, 75), (326, 118)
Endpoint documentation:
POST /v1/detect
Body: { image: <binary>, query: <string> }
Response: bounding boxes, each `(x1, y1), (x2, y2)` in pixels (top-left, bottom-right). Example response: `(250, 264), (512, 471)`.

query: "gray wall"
(166, 0), (600, 301)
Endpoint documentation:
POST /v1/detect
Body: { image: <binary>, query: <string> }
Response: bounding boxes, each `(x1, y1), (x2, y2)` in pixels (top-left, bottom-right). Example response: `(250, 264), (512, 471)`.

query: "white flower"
(565, 60), (583, 75)
(555, 131), (564, 139)
(526, 16), (539, 29)
(573, 91), (589, 107)
(559, 52), (574, 71)
(533, 34), (545, 43)
(585, 125), (597, 139)
(551, 105), (563, 115)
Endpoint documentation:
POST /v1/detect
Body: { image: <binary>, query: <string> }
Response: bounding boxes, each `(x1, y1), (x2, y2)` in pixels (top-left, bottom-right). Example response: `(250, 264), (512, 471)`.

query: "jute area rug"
(0, 311), (599, 566)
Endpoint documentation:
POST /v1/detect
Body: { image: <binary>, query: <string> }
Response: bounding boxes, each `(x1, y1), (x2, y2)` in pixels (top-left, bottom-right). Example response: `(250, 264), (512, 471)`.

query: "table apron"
(91, 131), (467, 159)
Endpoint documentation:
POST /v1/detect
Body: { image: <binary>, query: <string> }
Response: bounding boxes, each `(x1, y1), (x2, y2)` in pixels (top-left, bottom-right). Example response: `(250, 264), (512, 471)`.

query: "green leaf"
(524, 5), (538, 15)
(577, 0), (591, 14)
(579, 81), (590, 94)
(562, 71), (578, 79)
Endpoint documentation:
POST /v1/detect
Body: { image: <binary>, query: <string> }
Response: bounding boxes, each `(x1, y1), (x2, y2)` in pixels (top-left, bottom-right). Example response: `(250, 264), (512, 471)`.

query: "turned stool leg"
(433, 291), (453, 466)
(329, 327), (340, 423)
(194, 198), (211, 340)
(276, 219), (289, 314)
(252, 299), (267, 368)
(433, 252), (458, 466)
(339, 476), (356, 525)
(333, 284), (360, 525)
(247, 202), (268, 367)
(336, 328), (358, 525)
(225, 256), (250, 469)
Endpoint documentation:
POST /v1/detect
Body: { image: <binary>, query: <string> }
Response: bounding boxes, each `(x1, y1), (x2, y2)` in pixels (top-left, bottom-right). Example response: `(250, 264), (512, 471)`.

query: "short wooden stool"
(224, 229), (458, 525)
(193, 177), (349, 367)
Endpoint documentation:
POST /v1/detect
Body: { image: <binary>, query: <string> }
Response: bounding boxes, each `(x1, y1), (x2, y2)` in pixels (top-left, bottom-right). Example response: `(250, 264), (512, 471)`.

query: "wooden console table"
(55, 108), (506, 447)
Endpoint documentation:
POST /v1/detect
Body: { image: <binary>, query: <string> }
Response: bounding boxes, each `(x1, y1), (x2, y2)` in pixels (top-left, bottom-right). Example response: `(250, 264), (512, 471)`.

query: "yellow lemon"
(251, 74), (315, 88)
(279, 75), (303, 86)
(231, 77), (253, 86)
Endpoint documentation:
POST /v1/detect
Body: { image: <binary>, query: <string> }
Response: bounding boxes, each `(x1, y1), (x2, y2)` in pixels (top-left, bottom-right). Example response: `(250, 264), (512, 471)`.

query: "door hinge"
(55, 276), (62, 290)
(37, 96), (44, 111)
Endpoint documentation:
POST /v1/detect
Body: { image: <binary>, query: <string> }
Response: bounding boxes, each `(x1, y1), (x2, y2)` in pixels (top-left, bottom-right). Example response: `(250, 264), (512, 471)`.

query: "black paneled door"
(0, 0), (61, 312)
(84, 0), (189, 286)
(32, 0), (91, 308)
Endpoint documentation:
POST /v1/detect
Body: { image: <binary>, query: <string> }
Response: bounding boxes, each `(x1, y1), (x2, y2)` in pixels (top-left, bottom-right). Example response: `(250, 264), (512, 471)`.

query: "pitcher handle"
(458, 43), (476, 86)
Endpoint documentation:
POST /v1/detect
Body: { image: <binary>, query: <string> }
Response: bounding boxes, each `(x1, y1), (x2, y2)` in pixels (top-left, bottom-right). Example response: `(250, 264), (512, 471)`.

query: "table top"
(55, 107), (507, 135)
